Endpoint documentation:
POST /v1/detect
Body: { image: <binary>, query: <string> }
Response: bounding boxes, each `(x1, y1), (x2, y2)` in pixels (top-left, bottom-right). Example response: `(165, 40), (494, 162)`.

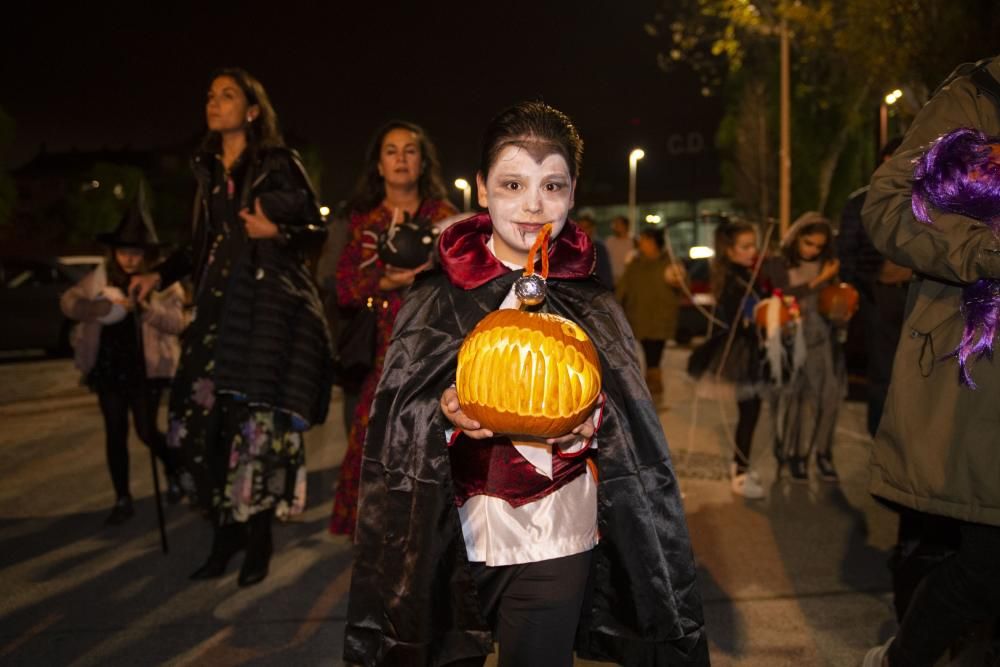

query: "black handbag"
(333, 297), (380, 390)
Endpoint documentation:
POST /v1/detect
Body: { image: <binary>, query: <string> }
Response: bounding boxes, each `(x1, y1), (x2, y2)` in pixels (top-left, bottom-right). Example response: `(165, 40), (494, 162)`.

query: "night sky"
(1, 1), (722, 207)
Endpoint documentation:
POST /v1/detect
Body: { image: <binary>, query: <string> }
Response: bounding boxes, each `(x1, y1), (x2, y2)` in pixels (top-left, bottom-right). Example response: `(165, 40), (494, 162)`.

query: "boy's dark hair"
(480, 101), (583, 180)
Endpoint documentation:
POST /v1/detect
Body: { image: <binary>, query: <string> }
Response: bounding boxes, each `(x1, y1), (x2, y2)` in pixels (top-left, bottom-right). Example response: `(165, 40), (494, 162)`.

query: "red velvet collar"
(438, 213), (596, 290)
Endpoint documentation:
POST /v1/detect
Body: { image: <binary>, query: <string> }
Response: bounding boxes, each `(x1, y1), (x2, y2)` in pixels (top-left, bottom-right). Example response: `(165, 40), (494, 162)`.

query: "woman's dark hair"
(639, 227), (665, 252)
(348, 120), (448, 214)
(781, 213), (834, 267)
(711, 220), (758, 296)
(201, 68), (284, 153)
(479, 101), (583, 180)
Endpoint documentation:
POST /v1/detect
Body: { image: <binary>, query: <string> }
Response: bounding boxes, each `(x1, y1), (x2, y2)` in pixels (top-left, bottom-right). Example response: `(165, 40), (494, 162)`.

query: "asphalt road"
(0, 350), (899, 666)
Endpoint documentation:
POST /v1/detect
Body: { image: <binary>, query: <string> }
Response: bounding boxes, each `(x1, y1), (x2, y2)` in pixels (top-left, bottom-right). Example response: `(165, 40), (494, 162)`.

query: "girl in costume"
(328, 121), (457, 536)
(762, 212), (845, 482)
(61, 191), (185, 525)
(131, 68), (332, 586)
(344, 102), (707, 666)
(688, 220), (771, 499)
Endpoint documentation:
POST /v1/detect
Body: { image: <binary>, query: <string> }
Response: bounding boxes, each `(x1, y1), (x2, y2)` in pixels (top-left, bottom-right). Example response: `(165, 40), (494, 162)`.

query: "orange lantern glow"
(456, 309), (602, 438)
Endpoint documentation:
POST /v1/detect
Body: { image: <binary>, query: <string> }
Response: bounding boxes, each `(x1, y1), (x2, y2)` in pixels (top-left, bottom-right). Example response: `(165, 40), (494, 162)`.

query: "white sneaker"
(730, 463), (765, 499)
(862, 636), (893, 666)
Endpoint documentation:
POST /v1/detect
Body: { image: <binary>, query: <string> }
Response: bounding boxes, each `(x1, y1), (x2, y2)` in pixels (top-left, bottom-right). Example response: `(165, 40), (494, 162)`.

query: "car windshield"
(58, 256), (102, 282)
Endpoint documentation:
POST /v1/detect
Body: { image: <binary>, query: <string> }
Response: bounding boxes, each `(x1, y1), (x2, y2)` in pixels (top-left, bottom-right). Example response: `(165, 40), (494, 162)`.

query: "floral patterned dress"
(329, 199), (458, 534)
(167, 155), (306, 524)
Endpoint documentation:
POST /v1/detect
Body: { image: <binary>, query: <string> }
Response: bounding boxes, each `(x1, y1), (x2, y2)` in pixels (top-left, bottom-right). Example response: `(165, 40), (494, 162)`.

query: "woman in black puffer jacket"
(132, 68), (332, 587)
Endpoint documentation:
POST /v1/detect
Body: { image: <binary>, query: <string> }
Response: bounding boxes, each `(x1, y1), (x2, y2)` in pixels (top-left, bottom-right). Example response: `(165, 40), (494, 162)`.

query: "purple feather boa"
(912, 127), (1000, 388)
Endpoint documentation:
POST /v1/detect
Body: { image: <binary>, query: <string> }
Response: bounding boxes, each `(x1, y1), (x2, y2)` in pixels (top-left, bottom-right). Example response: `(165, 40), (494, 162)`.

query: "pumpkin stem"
(523, 223), (553, 279)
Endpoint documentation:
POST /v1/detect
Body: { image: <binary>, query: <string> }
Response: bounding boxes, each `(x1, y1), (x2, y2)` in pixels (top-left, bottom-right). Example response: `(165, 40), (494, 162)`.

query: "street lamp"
(879, 88), (903, 153)
(628, 148), (645, 237)
(454, 178), (471, 212)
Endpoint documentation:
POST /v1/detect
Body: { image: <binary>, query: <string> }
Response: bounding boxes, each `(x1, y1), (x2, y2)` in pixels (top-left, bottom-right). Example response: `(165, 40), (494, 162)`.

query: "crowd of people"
(58, 55), (1000, 665)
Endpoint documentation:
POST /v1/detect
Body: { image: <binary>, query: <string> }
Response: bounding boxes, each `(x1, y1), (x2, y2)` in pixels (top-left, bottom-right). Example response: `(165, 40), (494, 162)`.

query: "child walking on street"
(762, 212), (845, 482)
(61, 190), (186, 525)
(687, 220), (768, 498)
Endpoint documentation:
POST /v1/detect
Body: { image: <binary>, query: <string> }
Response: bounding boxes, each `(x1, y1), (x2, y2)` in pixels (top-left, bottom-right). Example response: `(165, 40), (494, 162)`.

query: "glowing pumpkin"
(456, 310), (602, 438)
(819, 282), (860, 321)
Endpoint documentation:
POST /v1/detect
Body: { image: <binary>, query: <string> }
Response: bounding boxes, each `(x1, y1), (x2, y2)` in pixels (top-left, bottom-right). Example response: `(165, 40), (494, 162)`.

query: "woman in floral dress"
(132, 68), (331, 586)
(329, 121), (458, 535)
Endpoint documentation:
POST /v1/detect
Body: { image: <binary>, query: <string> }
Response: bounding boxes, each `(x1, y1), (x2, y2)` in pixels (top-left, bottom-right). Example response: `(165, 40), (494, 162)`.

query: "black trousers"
(733, 397), (761, 470)
(641, 339), (666, 370)
(97, 384), (172, 500)
(449, 551), (593, 667)
(889, 521), (1000, 666)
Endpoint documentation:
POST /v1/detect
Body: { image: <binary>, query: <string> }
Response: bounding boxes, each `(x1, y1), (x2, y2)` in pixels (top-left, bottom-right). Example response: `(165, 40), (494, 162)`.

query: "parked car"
(58, 255), (104, 281)
(675, 257), (715, 345)
(0, 255), (102, 356)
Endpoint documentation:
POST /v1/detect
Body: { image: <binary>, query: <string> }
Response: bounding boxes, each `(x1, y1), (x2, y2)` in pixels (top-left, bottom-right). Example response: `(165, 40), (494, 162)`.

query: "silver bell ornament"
(514, 273), (547, 306)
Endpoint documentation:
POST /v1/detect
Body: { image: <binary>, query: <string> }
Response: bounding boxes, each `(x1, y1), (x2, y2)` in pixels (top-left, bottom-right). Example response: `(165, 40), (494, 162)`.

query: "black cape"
(344, 218), (708, 666)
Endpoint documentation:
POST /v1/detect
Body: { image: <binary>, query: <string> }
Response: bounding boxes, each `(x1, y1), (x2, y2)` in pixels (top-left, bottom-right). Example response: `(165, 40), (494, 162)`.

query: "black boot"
(189, 523), (247, 580)
(105, 495), (134, 526)
(787, 456), (809, 484)
(165, 471), (184, 505)
(238, 510), (274, 587)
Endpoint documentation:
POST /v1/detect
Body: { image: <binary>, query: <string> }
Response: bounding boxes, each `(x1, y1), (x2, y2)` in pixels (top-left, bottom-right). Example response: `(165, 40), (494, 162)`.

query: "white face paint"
(477, 145), (576, 266)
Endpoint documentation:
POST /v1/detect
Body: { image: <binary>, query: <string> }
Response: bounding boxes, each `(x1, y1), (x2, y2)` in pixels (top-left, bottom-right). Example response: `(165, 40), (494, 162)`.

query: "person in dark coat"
(343, 101), (707, 667)
(861, 56), (1000, 666)
(132, 68), (332, 587)
(837, 137), (906, 437)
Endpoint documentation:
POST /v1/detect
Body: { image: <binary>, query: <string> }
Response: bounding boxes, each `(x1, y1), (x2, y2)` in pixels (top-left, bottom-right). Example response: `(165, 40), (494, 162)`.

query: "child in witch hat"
(61, 183), (187, 525)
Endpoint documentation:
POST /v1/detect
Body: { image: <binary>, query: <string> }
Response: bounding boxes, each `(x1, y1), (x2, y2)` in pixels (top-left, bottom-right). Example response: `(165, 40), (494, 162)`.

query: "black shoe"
(238, 511), (274, 587)
(165, 473), (183, 505)
(815, 455), (839, 483)
(189, 524), (247, 580)
(105, 496), (134, 525)
(787, 457), (809, 483)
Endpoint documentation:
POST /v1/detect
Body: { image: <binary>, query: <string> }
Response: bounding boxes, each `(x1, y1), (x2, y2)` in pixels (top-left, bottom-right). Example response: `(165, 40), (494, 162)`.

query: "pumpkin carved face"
(456, 309), (602, 438)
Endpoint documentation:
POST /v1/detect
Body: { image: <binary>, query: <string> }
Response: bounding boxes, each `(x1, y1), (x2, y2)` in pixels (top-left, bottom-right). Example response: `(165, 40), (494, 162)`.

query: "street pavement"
(0, 348), (898, 666)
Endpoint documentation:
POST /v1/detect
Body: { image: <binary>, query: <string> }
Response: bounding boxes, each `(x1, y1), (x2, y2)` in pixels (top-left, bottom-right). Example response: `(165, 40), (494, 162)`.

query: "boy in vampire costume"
(344, 102), (708, 667)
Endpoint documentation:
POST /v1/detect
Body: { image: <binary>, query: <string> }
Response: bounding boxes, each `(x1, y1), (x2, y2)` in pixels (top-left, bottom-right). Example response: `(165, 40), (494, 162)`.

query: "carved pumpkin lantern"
(457, 310), (602, 437)
(455, 223), (602, 438)
(819, 282), (860, 321)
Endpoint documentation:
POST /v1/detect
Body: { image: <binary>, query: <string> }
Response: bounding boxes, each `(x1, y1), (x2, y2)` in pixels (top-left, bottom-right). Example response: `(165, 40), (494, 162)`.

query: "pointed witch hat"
(96, 181), (164, 248)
